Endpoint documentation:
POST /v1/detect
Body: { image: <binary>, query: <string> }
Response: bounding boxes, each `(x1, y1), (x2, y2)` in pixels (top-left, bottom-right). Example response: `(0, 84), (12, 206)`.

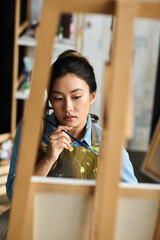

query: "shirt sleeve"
(121, 147), (138, 183)
(6, 122), (23, 201)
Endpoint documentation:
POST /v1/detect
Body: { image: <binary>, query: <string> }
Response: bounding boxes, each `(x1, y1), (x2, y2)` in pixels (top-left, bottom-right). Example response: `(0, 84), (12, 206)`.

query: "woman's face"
(50, 73), (96, 130)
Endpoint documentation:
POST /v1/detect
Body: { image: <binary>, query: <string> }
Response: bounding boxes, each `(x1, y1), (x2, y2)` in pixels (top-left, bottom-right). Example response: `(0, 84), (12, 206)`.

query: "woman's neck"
(69, 124), (86, 141)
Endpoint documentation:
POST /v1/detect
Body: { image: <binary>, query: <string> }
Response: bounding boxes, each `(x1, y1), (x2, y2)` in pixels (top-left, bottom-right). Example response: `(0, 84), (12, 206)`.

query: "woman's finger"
(50, 130), (72, 143)
(55, 125), (72, 133)
(50, 136), (71, 149)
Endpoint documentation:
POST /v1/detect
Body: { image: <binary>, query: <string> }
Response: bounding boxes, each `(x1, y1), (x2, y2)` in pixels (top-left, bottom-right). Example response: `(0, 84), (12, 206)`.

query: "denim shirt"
(6, 113), (137, 201)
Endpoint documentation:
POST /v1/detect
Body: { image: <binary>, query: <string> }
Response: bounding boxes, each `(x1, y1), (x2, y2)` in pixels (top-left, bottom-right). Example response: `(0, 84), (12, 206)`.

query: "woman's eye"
(73, 96), (81, 100)
(53, 97), (63, 101)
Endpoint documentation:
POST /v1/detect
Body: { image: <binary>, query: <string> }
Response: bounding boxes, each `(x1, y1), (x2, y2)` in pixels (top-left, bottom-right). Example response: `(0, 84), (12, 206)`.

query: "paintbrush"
(43, 117), (99, 156)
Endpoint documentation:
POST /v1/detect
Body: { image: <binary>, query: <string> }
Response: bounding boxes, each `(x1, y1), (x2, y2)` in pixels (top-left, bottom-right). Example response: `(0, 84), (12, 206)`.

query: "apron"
(42, 124), (99, 180)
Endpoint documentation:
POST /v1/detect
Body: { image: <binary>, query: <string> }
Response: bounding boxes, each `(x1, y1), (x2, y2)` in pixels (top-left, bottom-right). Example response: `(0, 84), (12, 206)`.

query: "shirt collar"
(80, 114), (92, 147)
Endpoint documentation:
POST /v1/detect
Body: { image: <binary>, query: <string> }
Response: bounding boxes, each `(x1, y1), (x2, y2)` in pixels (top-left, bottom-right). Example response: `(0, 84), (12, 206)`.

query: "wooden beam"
(18, 20), (30, 35)
(31, 178), (95, 195)
(142, 119), (160, 181)
(11, 0), (21, 137)
(135, 1), (160, 19)
(49, 0), (160, 19)
(59, 0), (115, 15)
(90, 1), (135, 239)
(154, 209), (160, 240)
(7, 0), (61, 239)
(119, 183), (160, 200)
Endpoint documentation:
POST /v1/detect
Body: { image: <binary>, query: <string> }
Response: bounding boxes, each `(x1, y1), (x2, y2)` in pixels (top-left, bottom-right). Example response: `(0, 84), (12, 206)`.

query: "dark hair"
(46, 50), (99, 123)
(49, 50), (97, 95)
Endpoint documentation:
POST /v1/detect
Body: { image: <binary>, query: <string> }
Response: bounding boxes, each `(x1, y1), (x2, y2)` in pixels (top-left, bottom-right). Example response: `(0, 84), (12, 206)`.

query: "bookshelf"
(11, 0), (85, 137)
(0, 135), (11, 196)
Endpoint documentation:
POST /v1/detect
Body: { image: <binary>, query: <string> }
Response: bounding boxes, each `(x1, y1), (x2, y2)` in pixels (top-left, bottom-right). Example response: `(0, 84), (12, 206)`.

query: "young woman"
(6, 50), (137, 201)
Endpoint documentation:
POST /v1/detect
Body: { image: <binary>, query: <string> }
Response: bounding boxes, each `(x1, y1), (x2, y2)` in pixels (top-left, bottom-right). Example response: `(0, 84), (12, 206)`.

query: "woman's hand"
(46, 125), (72, 163)
(34, 125), (72, 177)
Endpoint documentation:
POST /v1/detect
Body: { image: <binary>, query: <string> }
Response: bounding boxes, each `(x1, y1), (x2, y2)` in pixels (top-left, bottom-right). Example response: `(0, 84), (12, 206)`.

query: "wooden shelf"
(16, 32), (75, 100)
(17, 30), (37, 47)
(0, 165), (9, 196)
(0, 134), (11, 144)
(0, 185), (6, 196)
(0, 165), (10, 175)
(17, 30), (75, 49)
(11, 1), (80, 136)
(15, 89), (30, 100)
(18, 20), (30, 35)
(0, 175), (8, 185)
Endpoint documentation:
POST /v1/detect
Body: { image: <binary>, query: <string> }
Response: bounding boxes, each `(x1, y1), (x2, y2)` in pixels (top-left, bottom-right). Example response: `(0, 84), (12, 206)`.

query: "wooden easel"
(22, 177), (160, 240)
(141, 118), (160, 182)
(7, 0), (160, 239)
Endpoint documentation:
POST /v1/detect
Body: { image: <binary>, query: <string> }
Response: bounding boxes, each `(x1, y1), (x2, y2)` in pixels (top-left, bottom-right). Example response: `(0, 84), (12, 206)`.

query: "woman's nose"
(64, 98), (73, 112)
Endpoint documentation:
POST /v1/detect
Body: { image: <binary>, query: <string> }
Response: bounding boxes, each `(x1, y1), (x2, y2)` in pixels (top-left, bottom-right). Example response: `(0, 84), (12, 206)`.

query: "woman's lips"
(63, 116), (76, 121)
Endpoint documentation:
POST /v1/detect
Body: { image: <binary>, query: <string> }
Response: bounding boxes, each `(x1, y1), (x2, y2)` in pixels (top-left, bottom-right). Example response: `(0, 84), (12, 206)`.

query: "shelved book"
(0, 159), (9, 167)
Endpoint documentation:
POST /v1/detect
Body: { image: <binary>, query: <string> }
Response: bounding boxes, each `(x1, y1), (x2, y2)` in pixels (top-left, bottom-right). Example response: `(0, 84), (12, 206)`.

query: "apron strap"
(91, 123), (99, 147)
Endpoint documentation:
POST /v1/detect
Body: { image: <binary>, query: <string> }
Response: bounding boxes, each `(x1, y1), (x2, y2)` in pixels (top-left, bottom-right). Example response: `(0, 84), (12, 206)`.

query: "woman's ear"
(90, 91), (97, 105)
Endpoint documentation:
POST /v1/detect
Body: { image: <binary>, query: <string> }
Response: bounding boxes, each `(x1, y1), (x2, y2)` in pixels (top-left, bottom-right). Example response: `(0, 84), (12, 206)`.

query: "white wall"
(129, 19), (160, 151)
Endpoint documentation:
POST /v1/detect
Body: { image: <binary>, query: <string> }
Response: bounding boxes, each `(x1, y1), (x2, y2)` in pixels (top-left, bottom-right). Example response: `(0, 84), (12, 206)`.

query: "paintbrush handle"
(65, 131), (99, 155)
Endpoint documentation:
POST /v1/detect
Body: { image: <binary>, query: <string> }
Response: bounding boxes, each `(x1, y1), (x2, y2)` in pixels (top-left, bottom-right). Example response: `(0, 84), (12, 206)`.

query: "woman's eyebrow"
(51, 90), (63, 94)
(51, 88), (83, 94)
(70, 88), (83, 93)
